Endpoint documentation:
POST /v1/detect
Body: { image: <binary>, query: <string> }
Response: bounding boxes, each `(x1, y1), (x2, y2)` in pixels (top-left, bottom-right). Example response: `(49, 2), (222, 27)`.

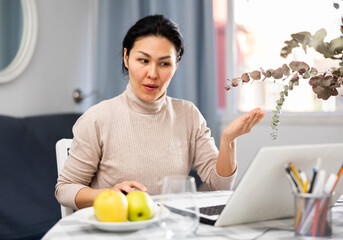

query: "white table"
(43, 191), (343, 240)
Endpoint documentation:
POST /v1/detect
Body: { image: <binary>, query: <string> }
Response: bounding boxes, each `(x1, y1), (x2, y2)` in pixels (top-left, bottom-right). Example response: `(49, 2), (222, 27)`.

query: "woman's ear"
(123, 48), (129, 69)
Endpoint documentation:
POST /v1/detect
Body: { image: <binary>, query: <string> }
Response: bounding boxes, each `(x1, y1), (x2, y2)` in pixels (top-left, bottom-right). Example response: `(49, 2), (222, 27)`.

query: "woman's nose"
(148, 64), (158, 79)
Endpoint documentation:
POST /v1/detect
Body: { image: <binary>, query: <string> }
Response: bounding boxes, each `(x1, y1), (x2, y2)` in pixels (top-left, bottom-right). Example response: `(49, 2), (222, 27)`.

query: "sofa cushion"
(0, 113), (81, 240)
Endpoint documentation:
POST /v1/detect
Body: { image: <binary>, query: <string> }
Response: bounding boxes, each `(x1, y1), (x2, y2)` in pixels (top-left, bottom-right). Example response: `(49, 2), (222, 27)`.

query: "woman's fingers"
(223, 107), (265, 140)
(128, 181), (147, 191)
(112, 181), (147, 194)
(234, 109), (258, 133)
(247, 108), (265, 129)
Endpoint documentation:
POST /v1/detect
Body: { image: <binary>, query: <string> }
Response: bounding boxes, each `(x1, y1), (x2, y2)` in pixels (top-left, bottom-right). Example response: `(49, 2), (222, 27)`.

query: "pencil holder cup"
(293, 193), (333, 237)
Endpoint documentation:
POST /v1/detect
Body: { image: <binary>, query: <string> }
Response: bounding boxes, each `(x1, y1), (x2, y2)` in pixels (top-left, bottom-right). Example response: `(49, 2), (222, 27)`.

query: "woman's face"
(124, 36), (178, 102)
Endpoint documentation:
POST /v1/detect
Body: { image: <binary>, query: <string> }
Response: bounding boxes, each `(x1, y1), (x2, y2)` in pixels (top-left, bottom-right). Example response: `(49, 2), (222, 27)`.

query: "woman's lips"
(143, 84), (158, 92)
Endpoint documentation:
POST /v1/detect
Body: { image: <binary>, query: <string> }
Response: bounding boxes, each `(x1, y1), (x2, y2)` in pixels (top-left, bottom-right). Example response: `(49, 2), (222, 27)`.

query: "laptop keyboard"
(199, 204), (226, 216)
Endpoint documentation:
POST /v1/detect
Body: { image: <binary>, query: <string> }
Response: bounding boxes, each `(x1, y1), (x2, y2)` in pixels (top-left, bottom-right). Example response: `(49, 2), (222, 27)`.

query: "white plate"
(72, 204), (170, 232)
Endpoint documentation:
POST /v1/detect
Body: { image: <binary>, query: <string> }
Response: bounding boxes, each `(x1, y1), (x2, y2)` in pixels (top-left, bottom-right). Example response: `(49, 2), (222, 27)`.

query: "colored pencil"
(289, 162), (304, 188)
(308, 167), (317, 193)
(295, 180), (309, 229)
(330, 164), (343, 193)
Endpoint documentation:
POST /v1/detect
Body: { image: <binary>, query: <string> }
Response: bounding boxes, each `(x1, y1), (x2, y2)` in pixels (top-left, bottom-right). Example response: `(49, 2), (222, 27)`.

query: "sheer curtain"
(96, 0), (220, 144)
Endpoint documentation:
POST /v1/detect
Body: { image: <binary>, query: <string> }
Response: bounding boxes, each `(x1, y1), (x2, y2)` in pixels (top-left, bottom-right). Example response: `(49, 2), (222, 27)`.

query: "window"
(215, 0), (343, 115)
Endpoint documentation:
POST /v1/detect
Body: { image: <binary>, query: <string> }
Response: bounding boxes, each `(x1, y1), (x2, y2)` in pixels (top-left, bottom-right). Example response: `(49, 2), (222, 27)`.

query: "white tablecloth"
(43, 191), (343, 240)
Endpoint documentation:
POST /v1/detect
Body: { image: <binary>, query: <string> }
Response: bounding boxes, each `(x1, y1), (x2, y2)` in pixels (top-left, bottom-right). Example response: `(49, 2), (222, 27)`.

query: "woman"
(55, 14), (265, 210)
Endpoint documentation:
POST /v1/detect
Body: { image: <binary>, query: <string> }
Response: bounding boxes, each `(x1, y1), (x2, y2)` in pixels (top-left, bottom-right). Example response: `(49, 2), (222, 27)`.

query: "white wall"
(0, 0), (97, 117)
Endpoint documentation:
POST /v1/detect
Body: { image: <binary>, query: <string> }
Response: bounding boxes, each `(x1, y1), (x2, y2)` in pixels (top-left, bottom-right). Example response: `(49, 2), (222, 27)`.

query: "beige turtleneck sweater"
(55, 83), (236, 210)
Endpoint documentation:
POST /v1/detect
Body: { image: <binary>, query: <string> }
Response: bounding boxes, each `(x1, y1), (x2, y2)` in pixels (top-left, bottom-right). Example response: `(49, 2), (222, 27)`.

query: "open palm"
(223, 108), (265, 141)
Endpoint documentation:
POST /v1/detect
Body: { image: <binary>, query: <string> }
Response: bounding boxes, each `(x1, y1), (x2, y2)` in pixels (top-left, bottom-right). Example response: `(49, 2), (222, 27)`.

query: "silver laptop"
(175, 143), (343, 227)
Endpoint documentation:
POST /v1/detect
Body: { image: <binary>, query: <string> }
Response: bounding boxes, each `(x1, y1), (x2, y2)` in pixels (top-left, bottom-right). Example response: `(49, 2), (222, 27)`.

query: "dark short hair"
(122, 14), (184, 74)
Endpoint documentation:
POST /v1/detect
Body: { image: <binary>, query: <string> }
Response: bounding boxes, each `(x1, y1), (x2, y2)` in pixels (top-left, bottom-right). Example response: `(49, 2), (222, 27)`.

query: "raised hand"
(223, 107), (265, 142)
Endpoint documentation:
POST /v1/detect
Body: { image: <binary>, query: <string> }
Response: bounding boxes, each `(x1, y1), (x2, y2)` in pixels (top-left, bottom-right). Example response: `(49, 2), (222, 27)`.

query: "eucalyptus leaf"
(241, 73), (250, 83)
(290, 73), (299, 82)
(281, 46), (291, 58)
(312, 85), (325, 94)
(332, 88), (339, 96)
(291, 31), (312, 43)
(328, 37), (343, 55)
(282, 64), (290, 76)
(250, 70), (261, 80)
(309, 28), (327, 49)
(285, 39), (299, 48)
(309, 76), (321, 86)
(260, 67), (272, 78)
(303, 71), (311, 79)
(310, 67), (318, 77)
(231, 78), (239, 87)
(289, 61), (310, 72)
(322, 76), (333, 87)
(272, 68), (283, 79)
(291, 31), (311, 53)
(316, 87), (332, 100)
(272, 121), (279, 126)
(316, 42), (331, 57)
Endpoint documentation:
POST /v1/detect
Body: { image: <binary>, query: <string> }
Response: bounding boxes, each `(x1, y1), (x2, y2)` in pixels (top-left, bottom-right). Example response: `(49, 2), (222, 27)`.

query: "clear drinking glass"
(159, 175), (200, 239)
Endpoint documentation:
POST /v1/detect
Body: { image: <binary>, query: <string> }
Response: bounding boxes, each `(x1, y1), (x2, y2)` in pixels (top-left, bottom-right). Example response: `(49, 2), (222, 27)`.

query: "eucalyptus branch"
(271, 75), (299, 140)
(226, 59), (343, 139)
(280, 28), (343, 60)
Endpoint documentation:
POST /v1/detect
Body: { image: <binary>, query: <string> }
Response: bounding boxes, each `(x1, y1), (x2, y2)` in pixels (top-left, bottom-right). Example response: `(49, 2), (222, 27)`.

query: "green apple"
(126, 191), (154, 221)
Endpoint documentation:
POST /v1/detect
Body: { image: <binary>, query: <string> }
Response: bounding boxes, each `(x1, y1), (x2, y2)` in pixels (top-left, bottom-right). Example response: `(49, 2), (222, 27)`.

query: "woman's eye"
(160, 62), (170, 67)
(138, 59), (148, 63)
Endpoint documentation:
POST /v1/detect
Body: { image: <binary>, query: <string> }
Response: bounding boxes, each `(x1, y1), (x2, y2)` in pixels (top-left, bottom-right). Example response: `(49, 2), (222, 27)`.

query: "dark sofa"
(0, 113), (81, 240)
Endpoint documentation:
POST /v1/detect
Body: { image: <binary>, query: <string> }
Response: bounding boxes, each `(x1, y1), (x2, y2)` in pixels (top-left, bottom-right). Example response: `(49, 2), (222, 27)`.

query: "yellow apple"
(126, 191), (154, 221)
(93, 190), (128, 222)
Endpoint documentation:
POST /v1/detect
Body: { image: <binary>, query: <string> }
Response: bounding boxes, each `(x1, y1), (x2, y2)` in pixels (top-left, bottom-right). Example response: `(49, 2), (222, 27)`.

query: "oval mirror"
(0, 0), (38, 84)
